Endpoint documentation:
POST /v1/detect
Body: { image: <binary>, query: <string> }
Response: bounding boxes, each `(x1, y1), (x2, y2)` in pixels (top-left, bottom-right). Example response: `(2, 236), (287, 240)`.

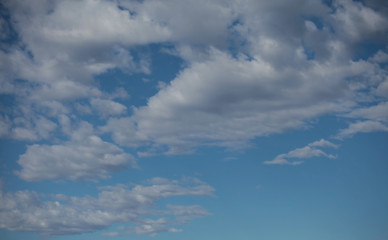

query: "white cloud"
(5, 0), (171, 52)
(369, 50), (388, 63)
(100, 117), (149, 148)
(336, 102), (388, 138)
(0, 1), (387, 238)
(132, 218), (183, 236)
(0, 117), (11, 138)
(125, 0), (234, 47)
(100, 232), (120, 237)
(119, 48), (359, 153)
(308, 139), (339, 148)
(90, 98), (127, 117)
(16, 122), (136, 181)
(376, 79), (388, 98)
(264, 157), (304, 166)
(330, 0), (388, 42)
(344, 102), (388, 122)
(109, 0), (387, 153)
(264, 139), (338, 165)
(1, 115), (57, 142)
(287, 146), (334, 159)
(32, 80), (102, 101)
(2, 0), (387, 151)
(33, 116), (57, 139)
(11, 127), (38, 141)
(108, 87), (130, 100)
(336, 120), (388, 139)
(0, 0), (168, 137)
(0, 177), (214, 236)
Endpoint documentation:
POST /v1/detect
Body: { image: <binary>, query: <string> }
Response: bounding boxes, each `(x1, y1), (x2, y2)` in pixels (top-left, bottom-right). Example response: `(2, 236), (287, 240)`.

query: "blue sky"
(1, 0), (388, 239)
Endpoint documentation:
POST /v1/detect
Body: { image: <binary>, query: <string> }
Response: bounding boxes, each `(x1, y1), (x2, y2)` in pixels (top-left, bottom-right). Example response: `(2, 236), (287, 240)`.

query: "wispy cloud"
(264, 139), (338, 165)
(336, 102), (388, 139)
(0, 177), (214, 236)
(336, 120), (388, 139)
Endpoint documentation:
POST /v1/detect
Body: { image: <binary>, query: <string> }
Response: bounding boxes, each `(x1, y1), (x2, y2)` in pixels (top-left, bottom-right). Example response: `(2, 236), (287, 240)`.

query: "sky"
(0, 0), (388, 239)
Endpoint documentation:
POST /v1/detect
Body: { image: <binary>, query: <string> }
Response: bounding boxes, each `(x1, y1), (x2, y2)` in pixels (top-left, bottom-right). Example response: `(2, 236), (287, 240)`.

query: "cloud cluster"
(100, 0), (388, 154)
(1, 0), (387, 152)
(16, 122), (136, 181)
(0, 177), (214, 236)
(1, 0), (388, 237)
(128, 49), (361, 153)
(264, 139), (338, 165)
(0, 0), (386, 177)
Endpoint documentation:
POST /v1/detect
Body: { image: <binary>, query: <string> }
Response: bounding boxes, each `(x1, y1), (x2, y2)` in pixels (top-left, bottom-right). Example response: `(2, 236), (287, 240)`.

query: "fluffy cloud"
(330, 0), (388, 42)
(2, 0), (388, 151)
(113, 47), (367, 153)
(0, 115), (57, 141)
(0, 0), (169, 139)
(104, 0), (386, 154)
(0, 177), (214, 236)
(264, 139), (338, 165)
(4, 0), (171, 56)
(121, 0), (234, 47)
(1, 0), (234, 92)
(90, 98), (127, 117)
(100, 117), (149, 148)
(1, 0), (388, 238)
(16, 122), (136, 181)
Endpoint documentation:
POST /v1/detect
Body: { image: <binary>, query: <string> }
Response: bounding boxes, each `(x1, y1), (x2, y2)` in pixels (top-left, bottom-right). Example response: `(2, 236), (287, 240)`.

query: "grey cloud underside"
(131, 50), (358, 150)
(104, 0), (388, 153)
(1, 0), (387, 151)
(0, 178), (214, 236)
(0, 0), (386, 175)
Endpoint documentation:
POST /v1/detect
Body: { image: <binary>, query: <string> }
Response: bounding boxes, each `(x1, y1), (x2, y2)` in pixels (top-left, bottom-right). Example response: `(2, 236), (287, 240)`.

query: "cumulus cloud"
(0, 177), (214, 236)
(0, 0), (388, 238)
(16, 122), (136, 181)
(90, 98), (127, 117)
(2, 0), (387, 151)
(102, 0), (387, 153)
(4, 0), (171, 59)
(264, 139), (338, 165)
(100, 117), (149, 148)
(0, 115), (57, 142)
(112, 48), (363, 153)
(330, 0), (388, 42)
(121, 0), (234, 47)
(0, 0), (170, 140)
